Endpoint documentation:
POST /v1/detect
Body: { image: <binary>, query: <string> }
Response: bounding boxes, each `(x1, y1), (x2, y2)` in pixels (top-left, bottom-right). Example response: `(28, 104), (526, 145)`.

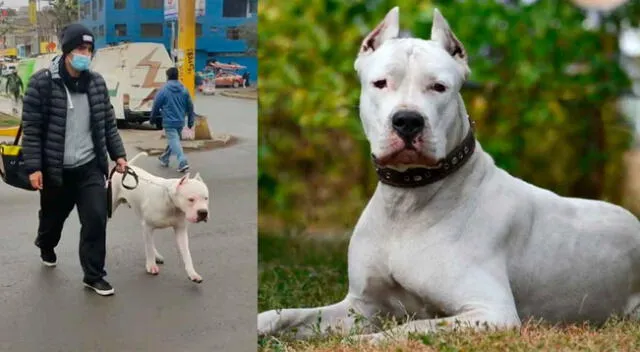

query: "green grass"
(0, 112), (19, 127)
(258, 233), (349, 313)
(258, 233), (640, 351)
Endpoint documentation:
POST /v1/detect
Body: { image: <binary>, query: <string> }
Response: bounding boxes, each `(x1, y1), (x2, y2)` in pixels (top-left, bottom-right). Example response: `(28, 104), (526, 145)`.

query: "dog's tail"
(128, 152), (148, 165)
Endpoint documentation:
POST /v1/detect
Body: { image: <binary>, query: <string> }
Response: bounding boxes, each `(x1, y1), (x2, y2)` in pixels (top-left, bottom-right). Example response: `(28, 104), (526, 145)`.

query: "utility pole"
(177, 0), (195, 98)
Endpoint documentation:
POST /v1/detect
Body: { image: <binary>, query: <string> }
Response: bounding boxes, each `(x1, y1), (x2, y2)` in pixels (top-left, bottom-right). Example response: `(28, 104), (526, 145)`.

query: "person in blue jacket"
(150, 67), (194, 172)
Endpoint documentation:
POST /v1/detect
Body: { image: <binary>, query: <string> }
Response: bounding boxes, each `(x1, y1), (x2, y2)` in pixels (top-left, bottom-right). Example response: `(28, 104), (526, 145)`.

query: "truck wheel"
(116, 120), (130, 129)
(233, 81), (240, 88)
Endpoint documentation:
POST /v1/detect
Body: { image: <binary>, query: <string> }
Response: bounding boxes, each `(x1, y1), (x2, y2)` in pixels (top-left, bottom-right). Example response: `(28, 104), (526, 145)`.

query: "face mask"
(70, 53), (91, 71)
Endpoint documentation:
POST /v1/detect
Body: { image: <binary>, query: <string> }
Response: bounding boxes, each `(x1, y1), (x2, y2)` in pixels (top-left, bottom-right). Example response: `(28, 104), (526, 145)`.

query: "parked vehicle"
(206, 62), (247, 88)
(90, 42), (174, 128)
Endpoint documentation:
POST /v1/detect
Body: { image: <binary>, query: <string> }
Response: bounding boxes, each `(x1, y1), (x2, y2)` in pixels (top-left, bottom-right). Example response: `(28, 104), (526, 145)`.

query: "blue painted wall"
(77, 0), (257, 82)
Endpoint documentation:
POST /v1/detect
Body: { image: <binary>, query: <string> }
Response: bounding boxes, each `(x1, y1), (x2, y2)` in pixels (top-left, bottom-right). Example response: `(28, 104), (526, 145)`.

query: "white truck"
(90, 42), (175, 128)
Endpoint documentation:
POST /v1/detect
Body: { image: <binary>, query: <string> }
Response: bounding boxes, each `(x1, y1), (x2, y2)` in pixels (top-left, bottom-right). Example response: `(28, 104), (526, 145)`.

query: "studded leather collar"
(374, 119), (476, 188)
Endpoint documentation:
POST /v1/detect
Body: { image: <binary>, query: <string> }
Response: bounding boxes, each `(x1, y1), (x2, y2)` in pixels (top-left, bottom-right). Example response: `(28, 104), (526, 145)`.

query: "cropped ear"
(358, 7), (400, 56)
(193, 172), (203, 182)
(178, 173), (190, 187)
(430, 8), (467, 65)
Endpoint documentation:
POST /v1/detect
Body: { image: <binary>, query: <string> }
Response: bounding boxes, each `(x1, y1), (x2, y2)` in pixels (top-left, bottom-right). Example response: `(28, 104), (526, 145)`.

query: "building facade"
(77, 0), (257, 81)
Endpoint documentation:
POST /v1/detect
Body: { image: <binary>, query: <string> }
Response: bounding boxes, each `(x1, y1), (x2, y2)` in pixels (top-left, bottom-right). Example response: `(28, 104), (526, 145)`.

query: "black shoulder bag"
(0, 70), (52, 191)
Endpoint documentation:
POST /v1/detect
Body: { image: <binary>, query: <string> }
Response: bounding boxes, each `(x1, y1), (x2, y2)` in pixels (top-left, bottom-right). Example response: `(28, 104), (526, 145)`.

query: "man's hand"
(115, 158), (127, 173)
(29, 171), (43, 190)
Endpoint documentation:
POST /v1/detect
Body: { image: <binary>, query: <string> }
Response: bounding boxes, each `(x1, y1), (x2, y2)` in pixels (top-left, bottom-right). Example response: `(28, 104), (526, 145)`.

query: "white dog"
(258, 7), (640, 344)
(110, 152), (210, 283)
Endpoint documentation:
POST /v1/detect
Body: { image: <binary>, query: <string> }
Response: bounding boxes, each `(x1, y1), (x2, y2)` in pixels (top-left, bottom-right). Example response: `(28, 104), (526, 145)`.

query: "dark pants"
(34, 159), (108, 282)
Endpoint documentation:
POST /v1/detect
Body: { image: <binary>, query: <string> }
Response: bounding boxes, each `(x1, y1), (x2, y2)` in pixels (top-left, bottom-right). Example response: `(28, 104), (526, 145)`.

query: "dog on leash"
(258, 7), (640, 344)
(110, 152), (210, 283)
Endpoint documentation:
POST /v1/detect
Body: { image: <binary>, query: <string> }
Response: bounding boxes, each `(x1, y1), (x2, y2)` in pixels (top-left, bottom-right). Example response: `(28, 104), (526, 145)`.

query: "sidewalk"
(0, 96), (20, 117)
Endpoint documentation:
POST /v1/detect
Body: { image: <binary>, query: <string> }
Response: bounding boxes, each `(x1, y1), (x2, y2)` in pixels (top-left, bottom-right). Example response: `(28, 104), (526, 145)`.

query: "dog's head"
(354, 8), (470, 168)
(173, 172), (211, 223)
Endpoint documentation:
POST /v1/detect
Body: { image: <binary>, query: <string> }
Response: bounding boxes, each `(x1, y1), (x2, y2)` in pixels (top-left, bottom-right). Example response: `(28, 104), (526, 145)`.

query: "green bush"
(258, 0), (638, 232)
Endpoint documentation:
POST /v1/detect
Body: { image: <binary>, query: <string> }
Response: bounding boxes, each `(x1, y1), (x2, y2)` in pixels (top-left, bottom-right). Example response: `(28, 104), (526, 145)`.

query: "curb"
(220, 91), (258, 100)
(135, 135), (238, 155)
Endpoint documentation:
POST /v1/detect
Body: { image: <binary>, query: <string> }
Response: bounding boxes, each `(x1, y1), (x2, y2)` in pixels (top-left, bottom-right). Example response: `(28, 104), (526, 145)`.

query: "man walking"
(5, 67), (23, 114)
(21, 24), (127, 296)
(150, 67), (194, 172)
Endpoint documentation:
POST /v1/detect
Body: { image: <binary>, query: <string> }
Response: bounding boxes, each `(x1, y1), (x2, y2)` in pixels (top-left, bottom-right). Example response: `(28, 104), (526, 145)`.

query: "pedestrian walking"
(150, 67), (194, 172)
(5, 67), (23, 114)
(20, 24), (128, 296)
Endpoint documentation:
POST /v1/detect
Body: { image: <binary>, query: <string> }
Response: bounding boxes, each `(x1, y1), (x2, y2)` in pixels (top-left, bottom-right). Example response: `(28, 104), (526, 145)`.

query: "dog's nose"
(197, 210), (208, 219)
(392, 110), (425, 140)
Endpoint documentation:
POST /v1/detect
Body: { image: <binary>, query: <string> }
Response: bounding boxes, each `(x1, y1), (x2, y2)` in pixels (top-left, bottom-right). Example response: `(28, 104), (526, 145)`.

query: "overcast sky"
(3, 0), (31, 9)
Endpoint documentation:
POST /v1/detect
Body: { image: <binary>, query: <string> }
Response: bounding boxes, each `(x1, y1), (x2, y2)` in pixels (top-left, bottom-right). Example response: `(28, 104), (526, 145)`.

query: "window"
(222, 0), (249, 18)
(249, 0), (257, 14)
(82, 2), (90, 19)
(141, 0), (162, 9)
(226, 27), (240, 40)
(114, 0), (126, 9)
(99, 25), (105, 38)
(99, 0), (103, 11)
(115, 24), (127, 36)
(91, 0), (97, 20)
(93, 26), (98, 37)
(196, 23), (202, 37)
(140, 23), (163, 38)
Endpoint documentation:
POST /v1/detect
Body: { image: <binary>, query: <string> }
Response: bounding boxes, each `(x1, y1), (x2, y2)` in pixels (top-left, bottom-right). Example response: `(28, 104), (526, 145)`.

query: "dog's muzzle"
(196, 209), (209, 222)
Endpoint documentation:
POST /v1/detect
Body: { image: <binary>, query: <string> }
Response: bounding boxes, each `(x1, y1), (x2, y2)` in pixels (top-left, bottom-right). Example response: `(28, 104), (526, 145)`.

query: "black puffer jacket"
(21, 55), (126, 186)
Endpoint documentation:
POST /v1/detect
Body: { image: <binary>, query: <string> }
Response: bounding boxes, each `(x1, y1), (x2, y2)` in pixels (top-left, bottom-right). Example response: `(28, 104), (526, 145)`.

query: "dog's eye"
(188, 198), (195, 202)
(372, 79), (387, 89)
(430, 83), (447, 93)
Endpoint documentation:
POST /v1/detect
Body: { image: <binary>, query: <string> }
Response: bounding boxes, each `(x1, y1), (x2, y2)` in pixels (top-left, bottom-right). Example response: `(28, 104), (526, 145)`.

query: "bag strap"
(13, 69), (53, 146)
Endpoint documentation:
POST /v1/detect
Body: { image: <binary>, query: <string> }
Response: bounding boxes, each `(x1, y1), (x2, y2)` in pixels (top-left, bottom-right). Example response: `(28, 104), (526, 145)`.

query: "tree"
(0, 1), (15, 41)
(238, 22), (257, 55)
(47, 0), (78, 32)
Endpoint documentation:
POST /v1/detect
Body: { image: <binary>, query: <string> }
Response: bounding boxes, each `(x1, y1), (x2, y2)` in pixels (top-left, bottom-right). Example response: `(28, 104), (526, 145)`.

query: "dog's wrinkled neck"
(378, 148), (486, 218)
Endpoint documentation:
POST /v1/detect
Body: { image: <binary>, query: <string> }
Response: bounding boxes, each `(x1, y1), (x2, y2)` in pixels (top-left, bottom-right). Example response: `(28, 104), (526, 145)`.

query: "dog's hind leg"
(174, 224), (202, 283)
(142, 222), (160, 275)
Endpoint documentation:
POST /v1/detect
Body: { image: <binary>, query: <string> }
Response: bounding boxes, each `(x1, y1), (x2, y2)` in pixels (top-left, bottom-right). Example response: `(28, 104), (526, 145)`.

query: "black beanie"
(60, 24), (94, 54)
(166, 67), (179, 80)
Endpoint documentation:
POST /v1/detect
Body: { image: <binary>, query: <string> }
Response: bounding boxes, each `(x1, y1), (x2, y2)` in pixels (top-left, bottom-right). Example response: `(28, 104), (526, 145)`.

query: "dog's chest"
(350, 225), (454, 319)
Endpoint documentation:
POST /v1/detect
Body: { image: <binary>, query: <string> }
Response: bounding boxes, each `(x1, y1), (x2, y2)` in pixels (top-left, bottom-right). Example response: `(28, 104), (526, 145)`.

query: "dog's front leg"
(259, 295), (377, 339)
(350, 308), (521, 345)
(174, 224), (202, 283)
(142, 222), (159, 275)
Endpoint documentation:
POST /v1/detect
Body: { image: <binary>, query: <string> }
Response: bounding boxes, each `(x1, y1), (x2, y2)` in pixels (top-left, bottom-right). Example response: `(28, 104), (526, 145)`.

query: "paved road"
(0, 94), (257, 352)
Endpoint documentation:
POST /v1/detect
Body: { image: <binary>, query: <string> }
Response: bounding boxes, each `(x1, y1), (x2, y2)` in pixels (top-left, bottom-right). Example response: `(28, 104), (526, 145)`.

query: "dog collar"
(373, 119), (476, 188)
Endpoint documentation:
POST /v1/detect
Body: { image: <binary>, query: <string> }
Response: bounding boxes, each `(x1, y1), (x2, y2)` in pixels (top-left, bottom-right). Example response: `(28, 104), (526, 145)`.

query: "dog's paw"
(188, 272), (203, 283)
(345, 332), (388, 345)
(146, 264), (160, 275)
(155, 256), (164, 264)
(258, 310), (283, 336)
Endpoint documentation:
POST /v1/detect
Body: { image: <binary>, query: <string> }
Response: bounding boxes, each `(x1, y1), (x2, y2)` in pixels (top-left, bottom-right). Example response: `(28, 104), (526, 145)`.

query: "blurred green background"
(258, 0), (640, 234)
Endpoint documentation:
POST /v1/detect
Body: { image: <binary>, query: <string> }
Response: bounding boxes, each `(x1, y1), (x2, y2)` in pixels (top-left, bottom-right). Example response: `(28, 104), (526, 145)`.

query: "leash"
(107, 165), (139, 219)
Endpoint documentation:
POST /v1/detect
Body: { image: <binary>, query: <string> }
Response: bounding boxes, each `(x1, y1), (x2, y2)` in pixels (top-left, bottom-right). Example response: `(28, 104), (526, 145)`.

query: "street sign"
(164, 0), (205, 21)
(28, 0), (37, 25)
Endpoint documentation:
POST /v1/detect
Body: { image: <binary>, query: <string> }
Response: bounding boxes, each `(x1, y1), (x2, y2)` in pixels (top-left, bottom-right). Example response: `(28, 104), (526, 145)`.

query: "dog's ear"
(358, 6), (400, 56)
(178, 173), (190, 187)
(193, 172), (203, 182)
(430, 8), (467, 65)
